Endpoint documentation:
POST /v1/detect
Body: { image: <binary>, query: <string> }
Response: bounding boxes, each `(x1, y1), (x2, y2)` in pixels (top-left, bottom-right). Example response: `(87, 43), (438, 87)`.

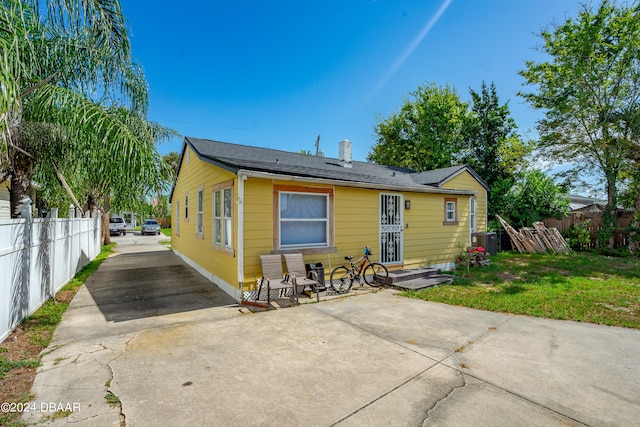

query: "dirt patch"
(0, 366), (37, 402)
(597, 303), (632, 313)
(537, 266), (570, 275)
(1, 291), (79, 422)
(497, 272), (521, 282)
(56, 290), (76, 304)
(0, 325), (47, 405)
(505, 259), (529, 267)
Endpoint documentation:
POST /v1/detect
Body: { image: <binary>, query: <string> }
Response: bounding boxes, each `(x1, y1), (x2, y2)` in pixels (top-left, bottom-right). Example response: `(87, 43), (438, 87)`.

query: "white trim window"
(279, 192), (328, 248)
(470, 197), (477, 232)
(175, 201), (180, 235)
(446, 202), (455, 220)
(444, 197), (458, 224)
(214, 187), (232, 249)
(196, 189), (203, 235)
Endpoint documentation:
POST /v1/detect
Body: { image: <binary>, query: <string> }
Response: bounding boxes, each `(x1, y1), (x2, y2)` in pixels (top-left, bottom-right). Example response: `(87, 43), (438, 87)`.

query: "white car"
(109, 217), (126, 236)
(141, 219), (161, 235)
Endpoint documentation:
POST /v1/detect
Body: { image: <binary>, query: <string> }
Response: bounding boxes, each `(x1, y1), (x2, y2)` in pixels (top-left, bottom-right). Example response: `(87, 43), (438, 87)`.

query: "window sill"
(271, 246), (337, 255)
(213, 243), (235, 257)
(196, 233), (204, 240)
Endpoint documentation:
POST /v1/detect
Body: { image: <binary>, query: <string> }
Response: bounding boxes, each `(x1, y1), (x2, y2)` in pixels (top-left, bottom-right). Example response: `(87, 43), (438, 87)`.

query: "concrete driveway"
(24, 234), (640, 426)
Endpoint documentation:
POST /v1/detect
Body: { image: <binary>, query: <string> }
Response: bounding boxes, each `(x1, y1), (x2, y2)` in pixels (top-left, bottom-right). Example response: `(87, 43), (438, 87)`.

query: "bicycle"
(329, 247), (389, 294)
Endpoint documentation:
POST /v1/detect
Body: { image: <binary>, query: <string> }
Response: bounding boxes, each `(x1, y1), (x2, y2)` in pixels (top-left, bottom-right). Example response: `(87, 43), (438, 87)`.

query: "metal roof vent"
(339, 139), (352, 168)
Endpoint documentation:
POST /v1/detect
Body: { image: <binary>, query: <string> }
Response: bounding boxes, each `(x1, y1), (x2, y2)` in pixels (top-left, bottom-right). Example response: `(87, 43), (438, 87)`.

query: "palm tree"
(162, 151), (181, 181)
(0, 0), (177, 243)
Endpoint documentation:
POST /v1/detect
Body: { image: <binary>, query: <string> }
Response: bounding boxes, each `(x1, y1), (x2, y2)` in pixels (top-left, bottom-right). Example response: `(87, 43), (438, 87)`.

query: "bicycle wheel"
(363, 263), (389, 287)
(329, 266), (353, 293)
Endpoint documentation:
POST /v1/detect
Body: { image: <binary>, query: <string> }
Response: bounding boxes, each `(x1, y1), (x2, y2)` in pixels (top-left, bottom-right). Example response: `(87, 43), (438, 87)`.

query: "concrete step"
(387, 267), (442, 284)
(392, 274), (454, 291)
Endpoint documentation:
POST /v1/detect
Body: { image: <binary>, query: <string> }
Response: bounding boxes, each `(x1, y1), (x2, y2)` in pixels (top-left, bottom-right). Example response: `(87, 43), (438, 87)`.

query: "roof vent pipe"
(339, 139), (352, 168)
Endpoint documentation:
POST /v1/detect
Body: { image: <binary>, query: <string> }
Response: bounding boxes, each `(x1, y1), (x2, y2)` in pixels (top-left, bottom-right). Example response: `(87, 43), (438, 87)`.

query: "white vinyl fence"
(0, 205), (102, 343)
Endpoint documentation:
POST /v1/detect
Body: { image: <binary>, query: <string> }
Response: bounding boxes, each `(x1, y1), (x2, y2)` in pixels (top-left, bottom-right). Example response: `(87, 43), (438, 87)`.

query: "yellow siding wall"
(441, 171), (488, 232)
(242, 178), (275, 288)
(332, 188), (471, 269)
(402, 192), (469, 269)
(242, 179), (339, 290)
(171, 146), (238, 289)
(240, 180), (476, 290)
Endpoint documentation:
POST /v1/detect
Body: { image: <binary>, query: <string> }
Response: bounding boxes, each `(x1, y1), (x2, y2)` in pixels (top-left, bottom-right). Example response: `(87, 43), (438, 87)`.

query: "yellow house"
(170, 137), (488, 302)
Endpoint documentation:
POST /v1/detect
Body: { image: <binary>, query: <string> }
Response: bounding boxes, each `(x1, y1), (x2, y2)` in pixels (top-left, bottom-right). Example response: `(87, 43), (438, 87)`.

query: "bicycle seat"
(344, 256), (354, 261)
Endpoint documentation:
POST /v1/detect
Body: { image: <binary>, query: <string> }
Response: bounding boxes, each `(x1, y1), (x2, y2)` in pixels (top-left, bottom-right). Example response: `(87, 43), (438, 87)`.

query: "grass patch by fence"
(403, 252), (640, 329)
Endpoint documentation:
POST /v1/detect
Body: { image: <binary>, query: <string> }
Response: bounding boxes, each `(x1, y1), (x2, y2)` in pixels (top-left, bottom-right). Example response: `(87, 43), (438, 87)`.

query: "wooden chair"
(258, 254), (297, 308)
(282, 253), (320, 303)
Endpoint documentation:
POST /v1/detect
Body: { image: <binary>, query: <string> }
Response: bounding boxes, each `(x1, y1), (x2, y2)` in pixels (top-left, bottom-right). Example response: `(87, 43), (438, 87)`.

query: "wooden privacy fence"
(0, 206), (101, 343)
(542, 211), (634, 249)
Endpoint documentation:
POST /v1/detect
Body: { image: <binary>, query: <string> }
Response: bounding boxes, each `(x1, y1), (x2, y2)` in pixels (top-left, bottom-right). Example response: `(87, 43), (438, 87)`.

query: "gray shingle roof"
(181, 137), (487, 193)
(411, 165), (489, 191)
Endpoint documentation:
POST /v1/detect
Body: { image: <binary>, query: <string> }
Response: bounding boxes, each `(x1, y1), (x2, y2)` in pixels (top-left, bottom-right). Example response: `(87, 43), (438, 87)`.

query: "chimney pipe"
(339, 139), (352, 168)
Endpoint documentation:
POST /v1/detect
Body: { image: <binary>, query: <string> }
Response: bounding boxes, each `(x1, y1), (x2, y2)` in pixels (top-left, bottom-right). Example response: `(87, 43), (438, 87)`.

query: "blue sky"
(122, 0), (584, 162)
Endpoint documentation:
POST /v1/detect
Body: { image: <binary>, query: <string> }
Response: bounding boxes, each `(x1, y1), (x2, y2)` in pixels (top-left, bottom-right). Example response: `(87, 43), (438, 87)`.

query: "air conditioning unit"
(472, 232), (497, 255)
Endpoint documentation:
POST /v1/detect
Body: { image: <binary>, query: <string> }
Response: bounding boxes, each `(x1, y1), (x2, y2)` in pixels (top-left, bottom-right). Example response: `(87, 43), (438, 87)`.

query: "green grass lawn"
(160, 228), (171, 237)
(403, 252), (640, 329)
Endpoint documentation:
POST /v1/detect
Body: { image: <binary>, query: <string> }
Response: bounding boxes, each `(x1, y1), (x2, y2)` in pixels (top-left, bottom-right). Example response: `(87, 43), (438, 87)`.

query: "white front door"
(380, 193), (403, 264)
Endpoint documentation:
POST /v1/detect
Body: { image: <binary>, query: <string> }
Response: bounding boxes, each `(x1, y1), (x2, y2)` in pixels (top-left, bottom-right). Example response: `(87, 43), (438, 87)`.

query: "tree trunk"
(86, 192), (99, 216)
(606, 175), (618, 249)
(629, 187), (640, 255)
(9, 157), (34, 218)
(102, 194), (111, 246)
(52, 161), (84, 215)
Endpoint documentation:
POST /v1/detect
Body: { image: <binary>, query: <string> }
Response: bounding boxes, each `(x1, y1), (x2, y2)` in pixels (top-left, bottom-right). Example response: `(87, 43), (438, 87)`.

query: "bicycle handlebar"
(344, 247), (373, 262)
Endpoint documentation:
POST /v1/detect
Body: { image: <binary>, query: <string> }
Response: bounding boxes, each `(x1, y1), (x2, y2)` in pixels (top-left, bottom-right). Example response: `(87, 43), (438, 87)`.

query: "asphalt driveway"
(24, 233), (640, 426)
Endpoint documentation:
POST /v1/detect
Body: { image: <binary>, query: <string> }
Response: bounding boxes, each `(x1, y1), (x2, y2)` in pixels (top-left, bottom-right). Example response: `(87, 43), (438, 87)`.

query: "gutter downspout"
(237, 173), (246, 300)
(485, 190), (489, 250)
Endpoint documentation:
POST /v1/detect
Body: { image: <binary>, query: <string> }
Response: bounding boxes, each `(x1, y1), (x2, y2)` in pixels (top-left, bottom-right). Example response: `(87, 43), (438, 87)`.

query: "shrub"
(565, 219), (592, 251)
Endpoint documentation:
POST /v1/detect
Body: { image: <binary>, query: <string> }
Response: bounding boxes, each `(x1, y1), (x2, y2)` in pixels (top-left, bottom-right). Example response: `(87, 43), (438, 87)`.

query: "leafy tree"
(162, 151), (181, 180)
(368, 83), (469, 171)
(460, 81), (532, 217)
(617, 102), (640, 253)
(498, 170), (570, 229)
(519, 0), (640, 247)
(143, 151), (182, 226)
(461, 82), (525, 179)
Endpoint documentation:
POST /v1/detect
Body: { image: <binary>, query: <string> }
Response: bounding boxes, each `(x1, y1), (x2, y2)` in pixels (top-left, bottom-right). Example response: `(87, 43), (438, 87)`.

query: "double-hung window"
(213, 184), (233, 251)
(444, 197), (458, 225)
(175, 201), (180, 236)
(470, 197), (476, 232)
(279, 191), (328, 248)
(196, 188), (203, 236)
